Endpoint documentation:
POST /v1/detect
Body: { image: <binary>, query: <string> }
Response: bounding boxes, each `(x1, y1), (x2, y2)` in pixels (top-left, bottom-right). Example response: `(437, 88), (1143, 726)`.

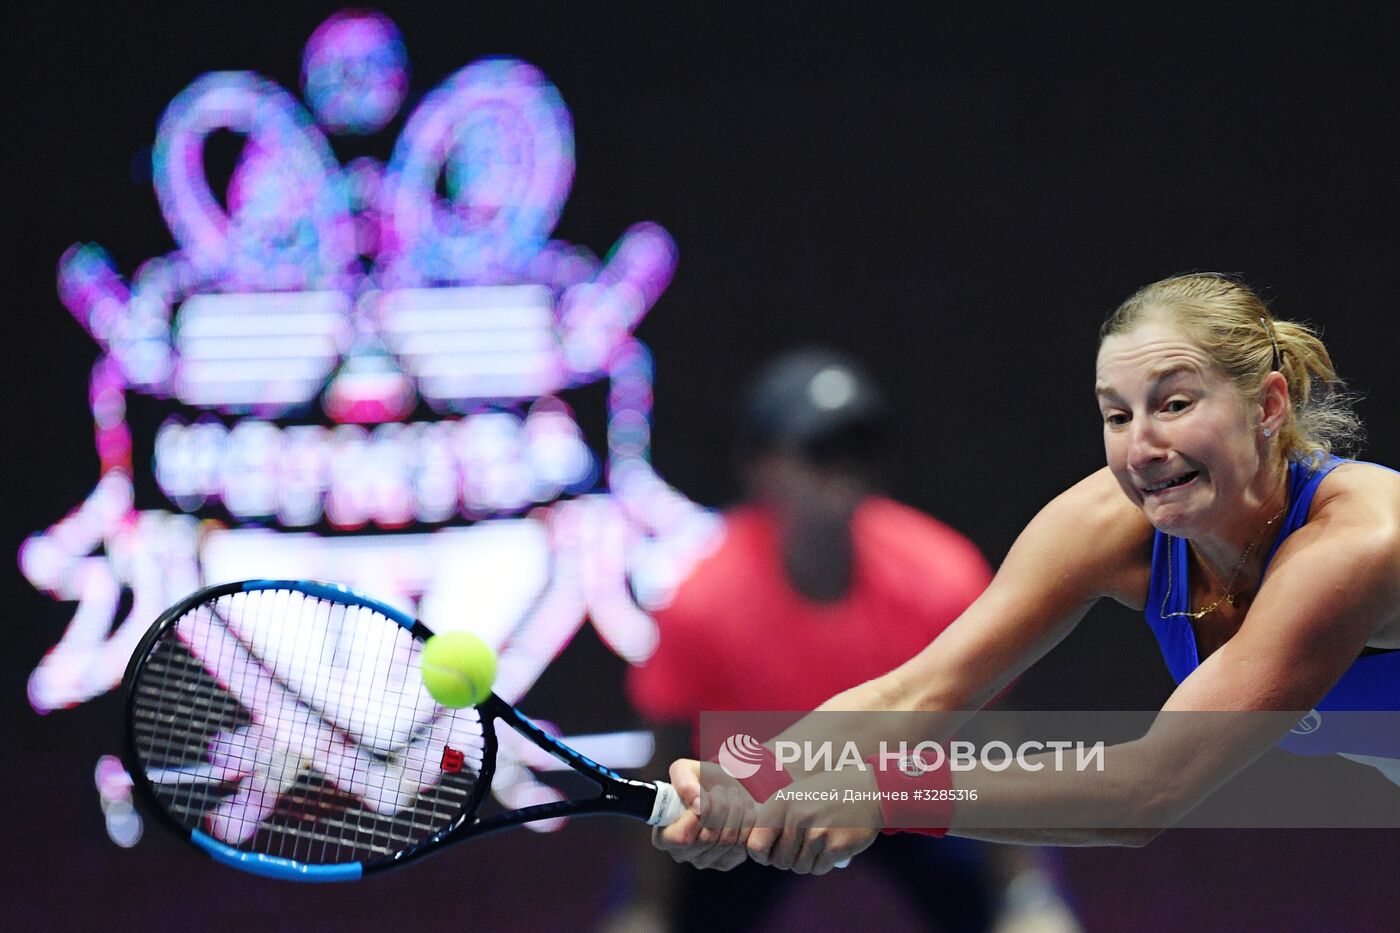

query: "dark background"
(6, 2), (1400, 930)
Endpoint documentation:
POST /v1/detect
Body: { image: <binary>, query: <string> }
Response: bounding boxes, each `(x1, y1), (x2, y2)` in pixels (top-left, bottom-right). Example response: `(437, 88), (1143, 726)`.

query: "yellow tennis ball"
(420, 632), (497, 707)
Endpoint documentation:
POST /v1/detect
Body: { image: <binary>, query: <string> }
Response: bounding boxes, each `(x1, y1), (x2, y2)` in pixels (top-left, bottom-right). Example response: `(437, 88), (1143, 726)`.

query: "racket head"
(122, 580), (496, 881)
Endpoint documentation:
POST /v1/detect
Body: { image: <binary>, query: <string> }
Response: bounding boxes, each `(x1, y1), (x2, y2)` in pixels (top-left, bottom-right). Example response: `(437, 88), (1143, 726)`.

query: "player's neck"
(1190, 461), (1290, 586)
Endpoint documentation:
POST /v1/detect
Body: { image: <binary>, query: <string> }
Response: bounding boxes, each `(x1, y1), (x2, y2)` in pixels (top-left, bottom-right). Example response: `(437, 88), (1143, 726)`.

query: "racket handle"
(648, 781), (853, 869)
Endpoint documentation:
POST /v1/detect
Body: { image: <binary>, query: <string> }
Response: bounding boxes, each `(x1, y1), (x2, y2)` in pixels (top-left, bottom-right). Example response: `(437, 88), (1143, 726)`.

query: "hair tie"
(1260, 316), (1282, 372)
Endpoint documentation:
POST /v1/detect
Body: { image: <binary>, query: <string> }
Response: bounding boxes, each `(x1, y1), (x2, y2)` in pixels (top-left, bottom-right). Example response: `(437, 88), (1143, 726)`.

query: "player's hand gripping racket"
(122, 579), (688, 881)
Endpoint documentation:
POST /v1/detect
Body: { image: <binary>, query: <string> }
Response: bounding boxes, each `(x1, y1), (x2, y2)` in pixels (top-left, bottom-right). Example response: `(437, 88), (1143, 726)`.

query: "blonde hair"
(1100, 273), (1364, 462)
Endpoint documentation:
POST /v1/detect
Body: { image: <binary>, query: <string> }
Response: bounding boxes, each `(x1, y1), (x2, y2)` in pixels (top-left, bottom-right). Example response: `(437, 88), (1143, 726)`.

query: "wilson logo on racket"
(441, 746), (467, 774)
(716, 734), (767, 780)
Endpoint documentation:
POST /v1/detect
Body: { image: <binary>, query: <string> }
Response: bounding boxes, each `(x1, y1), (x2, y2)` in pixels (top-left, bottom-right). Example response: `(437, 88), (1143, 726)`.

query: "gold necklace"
(1162, 503), (1288, 620)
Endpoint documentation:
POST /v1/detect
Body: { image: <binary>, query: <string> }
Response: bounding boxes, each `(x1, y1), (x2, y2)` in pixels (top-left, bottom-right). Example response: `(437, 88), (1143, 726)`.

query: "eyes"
(1100, 396), (1193, 427)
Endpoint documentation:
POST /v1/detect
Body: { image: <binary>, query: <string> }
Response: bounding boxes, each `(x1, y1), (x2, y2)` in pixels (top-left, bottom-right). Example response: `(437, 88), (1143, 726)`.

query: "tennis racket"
(121, 579), (687, 881)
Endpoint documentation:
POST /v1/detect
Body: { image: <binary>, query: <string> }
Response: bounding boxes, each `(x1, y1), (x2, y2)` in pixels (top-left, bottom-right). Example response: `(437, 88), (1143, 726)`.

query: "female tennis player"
(653, 273), (1400, 873)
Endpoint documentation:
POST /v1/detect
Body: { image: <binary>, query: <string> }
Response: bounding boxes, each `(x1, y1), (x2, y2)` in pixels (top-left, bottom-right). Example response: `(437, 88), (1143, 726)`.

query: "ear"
(1258, 370), (1289, 435)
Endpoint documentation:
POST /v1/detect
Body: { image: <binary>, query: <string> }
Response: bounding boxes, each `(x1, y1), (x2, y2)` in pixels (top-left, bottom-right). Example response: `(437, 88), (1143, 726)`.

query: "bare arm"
(885, 490), (1400, 847)
(738, 474), (1399, 867)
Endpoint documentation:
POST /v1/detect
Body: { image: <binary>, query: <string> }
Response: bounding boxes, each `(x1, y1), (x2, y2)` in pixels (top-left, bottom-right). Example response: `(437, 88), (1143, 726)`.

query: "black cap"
(737, 347), (888, 459)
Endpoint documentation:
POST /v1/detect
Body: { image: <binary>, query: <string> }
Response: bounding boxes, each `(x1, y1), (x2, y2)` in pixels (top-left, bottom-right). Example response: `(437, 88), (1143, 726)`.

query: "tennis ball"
(420, 632), (497, 707)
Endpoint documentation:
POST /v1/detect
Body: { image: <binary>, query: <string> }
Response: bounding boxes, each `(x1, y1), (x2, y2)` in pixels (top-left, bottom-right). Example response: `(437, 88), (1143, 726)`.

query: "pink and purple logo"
(24, 10), (718, 832)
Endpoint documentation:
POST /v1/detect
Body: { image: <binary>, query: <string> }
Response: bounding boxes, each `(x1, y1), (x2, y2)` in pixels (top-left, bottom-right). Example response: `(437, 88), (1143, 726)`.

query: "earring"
(1262, 427), (1273, 438)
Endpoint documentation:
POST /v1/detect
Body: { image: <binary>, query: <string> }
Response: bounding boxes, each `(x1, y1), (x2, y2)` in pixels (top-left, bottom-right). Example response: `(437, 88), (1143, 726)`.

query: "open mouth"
(1141, 471), (1199, 495)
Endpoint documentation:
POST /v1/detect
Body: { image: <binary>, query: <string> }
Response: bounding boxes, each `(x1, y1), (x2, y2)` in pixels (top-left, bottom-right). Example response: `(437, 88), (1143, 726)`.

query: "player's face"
(1095, 318), (1265, 537)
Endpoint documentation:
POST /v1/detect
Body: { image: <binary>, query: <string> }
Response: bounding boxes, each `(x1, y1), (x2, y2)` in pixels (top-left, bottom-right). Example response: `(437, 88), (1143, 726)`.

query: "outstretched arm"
(749, 483), (1400, 866)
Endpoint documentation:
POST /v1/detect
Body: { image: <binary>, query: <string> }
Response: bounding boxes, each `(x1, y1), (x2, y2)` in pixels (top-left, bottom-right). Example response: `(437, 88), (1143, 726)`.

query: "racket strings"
(152, 773), (479, 840)
(128, 588), (489, 867)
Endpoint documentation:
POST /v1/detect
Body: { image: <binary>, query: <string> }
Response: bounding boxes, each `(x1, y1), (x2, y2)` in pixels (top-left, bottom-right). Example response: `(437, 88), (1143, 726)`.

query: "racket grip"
(648, 780), (688, 826)
(648, 781), (853, 869)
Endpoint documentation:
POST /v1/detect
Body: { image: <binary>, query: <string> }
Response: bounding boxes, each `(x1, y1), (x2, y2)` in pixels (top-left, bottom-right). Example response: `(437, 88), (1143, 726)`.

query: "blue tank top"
(1144, 456), (1400, 757)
